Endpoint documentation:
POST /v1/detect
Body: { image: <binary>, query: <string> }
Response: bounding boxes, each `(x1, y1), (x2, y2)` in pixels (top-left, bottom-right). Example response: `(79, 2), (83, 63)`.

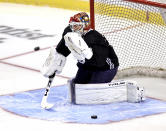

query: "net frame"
(89, 0), (166, 78)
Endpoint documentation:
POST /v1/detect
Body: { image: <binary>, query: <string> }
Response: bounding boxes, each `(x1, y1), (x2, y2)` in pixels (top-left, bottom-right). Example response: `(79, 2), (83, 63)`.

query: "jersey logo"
(106, 58), (114, 69)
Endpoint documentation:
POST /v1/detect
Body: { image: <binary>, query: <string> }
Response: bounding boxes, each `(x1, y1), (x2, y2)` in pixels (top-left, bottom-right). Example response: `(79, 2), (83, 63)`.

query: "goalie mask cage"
(90, 0), (166, 78)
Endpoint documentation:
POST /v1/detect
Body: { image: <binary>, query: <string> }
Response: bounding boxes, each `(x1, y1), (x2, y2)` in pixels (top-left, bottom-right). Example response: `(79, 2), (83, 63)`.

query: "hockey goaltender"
(40, 12), (145, 108)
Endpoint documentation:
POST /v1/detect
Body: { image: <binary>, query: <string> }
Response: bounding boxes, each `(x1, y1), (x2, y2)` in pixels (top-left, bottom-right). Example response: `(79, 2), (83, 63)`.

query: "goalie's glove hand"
(64, 32), (93, 62)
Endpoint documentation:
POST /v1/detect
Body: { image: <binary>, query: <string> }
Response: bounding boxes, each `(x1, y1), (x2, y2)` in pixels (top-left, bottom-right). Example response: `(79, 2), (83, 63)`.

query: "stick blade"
(41, 96), (54, 109)
(41, 102), (54, 109)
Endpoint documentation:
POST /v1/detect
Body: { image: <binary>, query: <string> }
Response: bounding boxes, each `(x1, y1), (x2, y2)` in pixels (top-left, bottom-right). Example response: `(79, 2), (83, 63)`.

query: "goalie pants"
(73, 67), (118, 84)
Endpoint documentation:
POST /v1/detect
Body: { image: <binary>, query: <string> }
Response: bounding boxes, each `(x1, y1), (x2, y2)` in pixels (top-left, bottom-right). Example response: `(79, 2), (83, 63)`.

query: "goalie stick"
(41, 72), (56, 109)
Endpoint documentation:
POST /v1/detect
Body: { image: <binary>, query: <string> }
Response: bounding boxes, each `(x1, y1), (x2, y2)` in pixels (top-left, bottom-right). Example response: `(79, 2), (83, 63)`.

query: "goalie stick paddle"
(41, 72), (56, 109)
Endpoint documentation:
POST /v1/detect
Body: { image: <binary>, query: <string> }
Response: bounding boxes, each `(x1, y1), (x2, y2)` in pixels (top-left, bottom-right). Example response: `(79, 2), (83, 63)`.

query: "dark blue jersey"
(56, 26), (119, 71)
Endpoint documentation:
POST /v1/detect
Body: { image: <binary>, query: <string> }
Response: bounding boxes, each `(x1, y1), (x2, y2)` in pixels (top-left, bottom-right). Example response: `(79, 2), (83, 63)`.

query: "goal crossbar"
(126, 0), (166, 8)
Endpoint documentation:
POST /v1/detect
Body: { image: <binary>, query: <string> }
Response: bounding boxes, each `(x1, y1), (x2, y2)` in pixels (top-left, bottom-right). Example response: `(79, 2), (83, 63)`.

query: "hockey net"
(90, 0), (166, 78)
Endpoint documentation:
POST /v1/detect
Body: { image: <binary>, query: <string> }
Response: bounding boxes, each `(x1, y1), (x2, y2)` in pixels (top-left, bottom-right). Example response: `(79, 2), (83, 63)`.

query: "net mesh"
(93, 0), (166, 77)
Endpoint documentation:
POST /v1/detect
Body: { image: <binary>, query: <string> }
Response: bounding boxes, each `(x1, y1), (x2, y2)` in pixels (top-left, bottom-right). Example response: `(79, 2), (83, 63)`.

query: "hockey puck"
(34, 46), (40, 51)
(91, 115), (97, 119)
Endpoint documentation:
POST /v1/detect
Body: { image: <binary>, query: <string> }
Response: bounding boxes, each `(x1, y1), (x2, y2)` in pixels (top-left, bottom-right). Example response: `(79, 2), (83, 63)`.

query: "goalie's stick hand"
(41, 72), (56, 109)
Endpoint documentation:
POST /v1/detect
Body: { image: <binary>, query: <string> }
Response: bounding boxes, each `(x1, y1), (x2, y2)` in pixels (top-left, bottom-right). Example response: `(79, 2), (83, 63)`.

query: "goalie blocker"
(68, 80), (145, 104)
(40, 47), (66, 77)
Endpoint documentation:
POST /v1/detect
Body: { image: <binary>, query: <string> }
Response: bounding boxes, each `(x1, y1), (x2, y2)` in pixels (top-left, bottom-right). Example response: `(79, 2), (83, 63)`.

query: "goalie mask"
(69, 12), (90, 34)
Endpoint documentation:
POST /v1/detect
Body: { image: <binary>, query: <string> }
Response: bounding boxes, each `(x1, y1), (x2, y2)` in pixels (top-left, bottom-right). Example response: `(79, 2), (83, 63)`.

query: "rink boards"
(0, 84), (166, 124)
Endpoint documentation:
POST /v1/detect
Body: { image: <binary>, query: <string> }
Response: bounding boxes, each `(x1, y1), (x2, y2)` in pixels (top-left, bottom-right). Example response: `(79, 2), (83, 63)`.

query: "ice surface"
(0, 2), (166, 131)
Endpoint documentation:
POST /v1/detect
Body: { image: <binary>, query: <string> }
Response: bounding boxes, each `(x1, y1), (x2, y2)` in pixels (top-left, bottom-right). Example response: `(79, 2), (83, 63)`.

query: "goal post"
(89, 0), (166, 78)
